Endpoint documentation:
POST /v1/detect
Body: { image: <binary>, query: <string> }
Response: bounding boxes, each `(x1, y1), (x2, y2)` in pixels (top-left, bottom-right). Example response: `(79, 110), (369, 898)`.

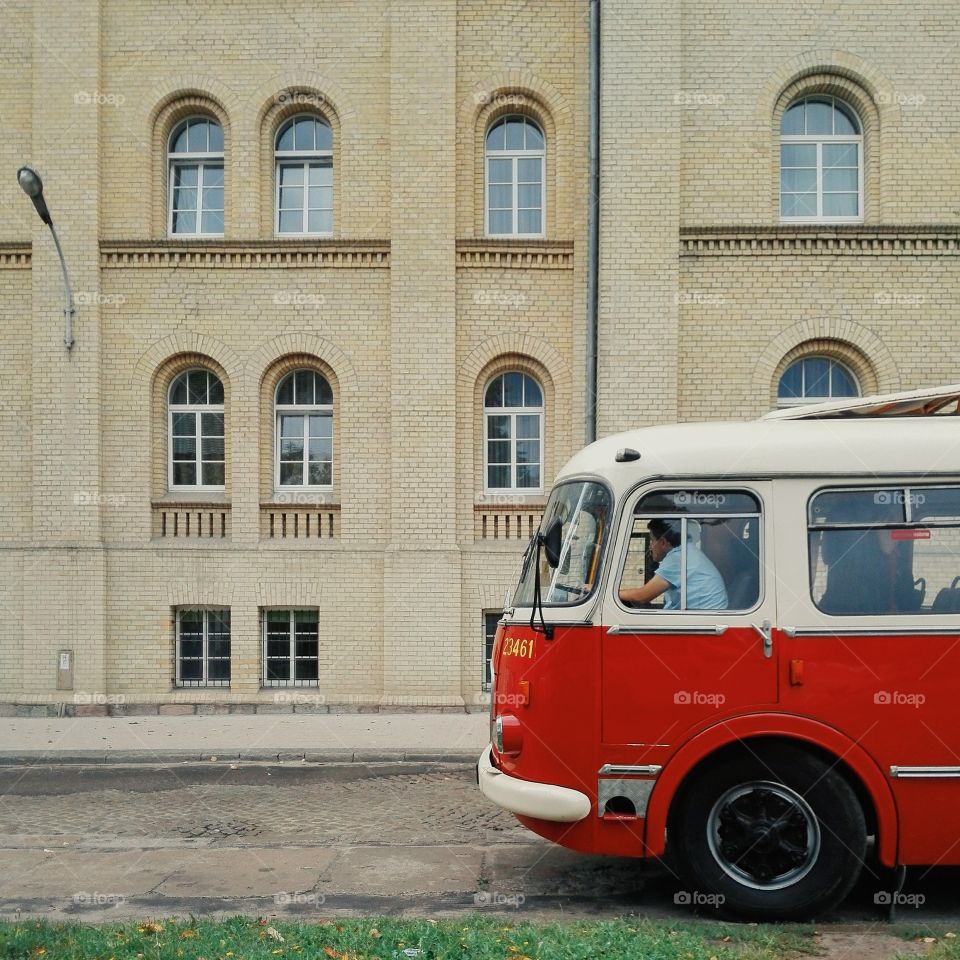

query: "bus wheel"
(671, 745), (867, 920)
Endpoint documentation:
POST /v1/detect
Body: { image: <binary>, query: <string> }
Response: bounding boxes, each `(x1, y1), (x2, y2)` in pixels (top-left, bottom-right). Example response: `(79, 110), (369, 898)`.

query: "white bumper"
(477, 744), (591, 823)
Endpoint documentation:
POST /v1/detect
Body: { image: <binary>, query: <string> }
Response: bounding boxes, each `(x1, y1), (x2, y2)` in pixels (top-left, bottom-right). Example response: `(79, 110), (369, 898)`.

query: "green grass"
(0, 916), (819, 960)
(893, 926), (960, 960)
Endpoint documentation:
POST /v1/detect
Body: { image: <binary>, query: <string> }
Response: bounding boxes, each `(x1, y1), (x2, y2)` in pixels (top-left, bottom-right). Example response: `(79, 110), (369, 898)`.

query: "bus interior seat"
(700, 519), (760, 610)
(932, 575), (960, 612)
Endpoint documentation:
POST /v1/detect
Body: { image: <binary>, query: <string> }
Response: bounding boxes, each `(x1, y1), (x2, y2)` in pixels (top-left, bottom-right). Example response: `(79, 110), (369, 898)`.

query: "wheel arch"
(644, 715), (898, 867)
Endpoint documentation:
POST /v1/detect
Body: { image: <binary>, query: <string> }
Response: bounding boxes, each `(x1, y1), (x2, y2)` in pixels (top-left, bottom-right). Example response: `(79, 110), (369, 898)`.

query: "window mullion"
(511, 412), (518, 489)
(195, 405), (203, 482)
(289, 611), (296, 682)
(302, 415), (310, 486)
(512, 156), (519, 236)
(302, 161), (309, 234)
(201, 612), (209, 685)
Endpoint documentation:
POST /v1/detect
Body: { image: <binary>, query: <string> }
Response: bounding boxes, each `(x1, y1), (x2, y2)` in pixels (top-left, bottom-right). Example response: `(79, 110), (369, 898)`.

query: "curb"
(0, 748), (482, 766)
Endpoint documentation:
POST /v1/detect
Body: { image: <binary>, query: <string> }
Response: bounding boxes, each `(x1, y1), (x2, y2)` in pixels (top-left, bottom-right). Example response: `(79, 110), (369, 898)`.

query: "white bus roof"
(558, 385), (960, 491)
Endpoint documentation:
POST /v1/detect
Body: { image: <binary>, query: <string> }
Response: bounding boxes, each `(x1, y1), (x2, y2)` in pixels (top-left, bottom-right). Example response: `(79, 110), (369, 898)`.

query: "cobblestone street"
(1, 761), (958, 929)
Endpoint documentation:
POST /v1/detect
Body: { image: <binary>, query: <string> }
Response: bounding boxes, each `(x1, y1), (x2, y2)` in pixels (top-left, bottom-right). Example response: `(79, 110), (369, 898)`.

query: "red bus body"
(478, 393), (960, 911)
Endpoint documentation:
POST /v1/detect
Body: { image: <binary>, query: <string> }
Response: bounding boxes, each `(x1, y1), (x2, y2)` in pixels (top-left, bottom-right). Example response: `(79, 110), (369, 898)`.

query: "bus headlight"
(494, 714), (523, 757)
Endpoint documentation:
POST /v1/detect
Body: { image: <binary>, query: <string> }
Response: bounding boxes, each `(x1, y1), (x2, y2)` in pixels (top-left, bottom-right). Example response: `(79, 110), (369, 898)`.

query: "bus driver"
(619, 518), (728, 610)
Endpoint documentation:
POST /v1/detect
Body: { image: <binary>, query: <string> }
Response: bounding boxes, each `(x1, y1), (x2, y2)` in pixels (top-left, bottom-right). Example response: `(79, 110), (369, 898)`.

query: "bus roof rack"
(763, 384), (960, 421)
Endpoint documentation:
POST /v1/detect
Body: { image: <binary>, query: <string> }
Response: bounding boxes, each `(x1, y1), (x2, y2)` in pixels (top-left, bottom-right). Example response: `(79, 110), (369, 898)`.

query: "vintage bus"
(478, 384), (960, 919)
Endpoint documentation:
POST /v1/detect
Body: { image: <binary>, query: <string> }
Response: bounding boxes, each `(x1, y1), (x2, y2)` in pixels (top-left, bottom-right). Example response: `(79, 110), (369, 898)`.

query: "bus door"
(600, 485), (779, 751)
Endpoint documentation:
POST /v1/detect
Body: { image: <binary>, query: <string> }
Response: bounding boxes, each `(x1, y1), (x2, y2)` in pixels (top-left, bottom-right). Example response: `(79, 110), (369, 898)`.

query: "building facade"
(2, 0), (958, 713)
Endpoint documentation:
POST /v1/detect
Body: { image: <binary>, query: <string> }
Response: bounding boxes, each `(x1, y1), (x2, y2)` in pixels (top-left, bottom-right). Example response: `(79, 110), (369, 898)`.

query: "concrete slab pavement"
(0, 714), (490, 764)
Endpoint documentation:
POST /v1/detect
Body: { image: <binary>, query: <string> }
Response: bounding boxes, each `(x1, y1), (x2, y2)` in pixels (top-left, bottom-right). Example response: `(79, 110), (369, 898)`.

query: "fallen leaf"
(179, 929), (197, 939)
(368, 929), (382, 939)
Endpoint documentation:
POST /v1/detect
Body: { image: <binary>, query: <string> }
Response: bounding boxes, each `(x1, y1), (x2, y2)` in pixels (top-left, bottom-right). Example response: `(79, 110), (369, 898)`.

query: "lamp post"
(17, 165), (75, 350)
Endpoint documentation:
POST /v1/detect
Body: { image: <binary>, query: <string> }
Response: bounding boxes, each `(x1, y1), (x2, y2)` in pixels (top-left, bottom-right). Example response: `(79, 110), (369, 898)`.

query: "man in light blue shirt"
(619, 518), (728, 610)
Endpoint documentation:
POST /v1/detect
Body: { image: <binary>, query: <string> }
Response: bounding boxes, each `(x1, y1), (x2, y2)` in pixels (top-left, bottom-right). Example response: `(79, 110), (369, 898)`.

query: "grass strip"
(0, 916), (818, 960)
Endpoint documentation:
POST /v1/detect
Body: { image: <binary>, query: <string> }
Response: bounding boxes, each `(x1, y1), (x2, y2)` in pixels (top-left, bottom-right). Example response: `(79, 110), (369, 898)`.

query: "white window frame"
(167, 117), (225, 237)
(274, 115), (334, 237)
(777, 356), (861, 408)
(175, 607), (231, 688)
(483, 372), (544, 494)
(482, 611), (500, 692)
(261, 608), (320, 687)
(168, 369), (226, 492)
(274, 370), (334, 493)
(484, 116), (546, 238)
(780, 96), (863, 224)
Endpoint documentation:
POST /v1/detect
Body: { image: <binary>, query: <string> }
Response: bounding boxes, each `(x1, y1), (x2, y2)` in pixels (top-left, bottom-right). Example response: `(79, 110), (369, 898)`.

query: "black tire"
(669, 743), (867, 921)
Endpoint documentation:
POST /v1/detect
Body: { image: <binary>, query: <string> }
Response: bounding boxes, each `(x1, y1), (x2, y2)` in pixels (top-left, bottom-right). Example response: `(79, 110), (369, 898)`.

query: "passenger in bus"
(619, 518), (728, 610)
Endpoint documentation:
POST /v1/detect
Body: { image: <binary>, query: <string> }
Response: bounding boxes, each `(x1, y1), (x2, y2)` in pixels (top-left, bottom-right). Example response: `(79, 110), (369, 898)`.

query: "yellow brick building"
(2, 1), (958, 714)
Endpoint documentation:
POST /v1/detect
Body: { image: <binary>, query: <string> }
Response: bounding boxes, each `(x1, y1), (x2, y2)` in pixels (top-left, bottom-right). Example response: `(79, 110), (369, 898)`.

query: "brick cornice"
(681, 226), (960, 256)
(100, 239), (390, 268)
(0, 242), (30, 268)
(455, 238), (573, 268)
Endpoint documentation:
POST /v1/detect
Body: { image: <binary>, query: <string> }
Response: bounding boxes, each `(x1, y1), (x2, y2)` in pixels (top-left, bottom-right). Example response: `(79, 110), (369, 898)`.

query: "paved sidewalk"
(0, 714), (490, 764)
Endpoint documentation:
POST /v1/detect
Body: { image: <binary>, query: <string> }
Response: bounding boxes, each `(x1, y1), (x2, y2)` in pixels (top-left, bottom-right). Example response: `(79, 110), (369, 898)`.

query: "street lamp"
(17, 165), (75, 350)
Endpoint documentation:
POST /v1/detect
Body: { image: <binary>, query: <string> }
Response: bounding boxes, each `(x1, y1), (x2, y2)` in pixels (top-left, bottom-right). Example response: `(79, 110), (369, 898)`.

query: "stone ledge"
(100, 239), (391, 268)
(0, 751), (479, 766)
(681, 225), (960, 256)
(456, 238), (574, 268)
(0, 702), (490, 717)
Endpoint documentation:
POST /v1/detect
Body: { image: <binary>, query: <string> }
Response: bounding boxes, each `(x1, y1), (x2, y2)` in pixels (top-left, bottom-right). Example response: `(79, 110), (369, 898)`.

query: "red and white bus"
(478, 384), (960, 919)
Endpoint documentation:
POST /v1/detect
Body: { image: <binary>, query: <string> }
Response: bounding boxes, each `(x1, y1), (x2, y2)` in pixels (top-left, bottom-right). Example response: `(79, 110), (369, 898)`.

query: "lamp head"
(16, 165), (52, 225)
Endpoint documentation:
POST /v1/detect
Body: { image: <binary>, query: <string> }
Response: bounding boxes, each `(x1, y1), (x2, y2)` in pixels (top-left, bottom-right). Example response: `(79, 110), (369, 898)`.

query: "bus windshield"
(514, 481), (613, 607)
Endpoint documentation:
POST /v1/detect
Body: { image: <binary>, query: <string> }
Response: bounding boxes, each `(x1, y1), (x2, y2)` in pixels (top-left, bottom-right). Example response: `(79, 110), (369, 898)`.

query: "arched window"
(780, 96), (862, 222)
(484, 372), (543, 491)
(485, 115), (544, 237)
(168, 369), (225, 488)
(168, 117), (224, 236)
(275, 115), (333, 236)
(275, 369), (334, 488)
(777, 356), (860, 407)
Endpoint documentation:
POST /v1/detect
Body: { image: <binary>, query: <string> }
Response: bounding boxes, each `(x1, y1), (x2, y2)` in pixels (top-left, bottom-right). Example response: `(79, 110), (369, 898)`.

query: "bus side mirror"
(541, 516), (563, 569)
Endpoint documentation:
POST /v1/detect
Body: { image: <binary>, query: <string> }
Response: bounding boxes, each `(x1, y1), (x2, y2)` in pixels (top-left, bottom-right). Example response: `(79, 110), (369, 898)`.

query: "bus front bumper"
(477, 744), (591, 823)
